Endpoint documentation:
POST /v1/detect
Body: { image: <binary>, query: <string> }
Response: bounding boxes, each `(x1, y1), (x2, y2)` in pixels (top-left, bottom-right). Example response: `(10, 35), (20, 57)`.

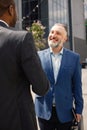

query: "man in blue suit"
(35, 23), (83, 130)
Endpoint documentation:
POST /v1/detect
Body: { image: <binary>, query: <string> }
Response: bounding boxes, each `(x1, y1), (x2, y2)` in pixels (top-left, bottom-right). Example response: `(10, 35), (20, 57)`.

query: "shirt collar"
(0, 20), (9, 27)
(50, 47), (63, 55)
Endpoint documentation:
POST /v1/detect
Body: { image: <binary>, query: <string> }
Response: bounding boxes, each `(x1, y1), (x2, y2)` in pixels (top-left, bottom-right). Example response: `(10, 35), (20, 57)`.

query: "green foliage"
(27, 21), (46, 50)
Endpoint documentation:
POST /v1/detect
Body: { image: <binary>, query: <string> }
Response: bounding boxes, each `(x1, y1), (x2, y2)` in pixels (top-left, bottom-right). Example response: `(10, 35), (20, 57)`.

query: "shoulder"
(2, 27), (34, 48)
(64, 48), (80, 58)
(12, 30), (32, 40)
(10, 29), (34, 44)
(3, 27), (32, 40)
(64, 48), (81, 66)
(38, 48), (50, 55)
(1, 27), (26, 38)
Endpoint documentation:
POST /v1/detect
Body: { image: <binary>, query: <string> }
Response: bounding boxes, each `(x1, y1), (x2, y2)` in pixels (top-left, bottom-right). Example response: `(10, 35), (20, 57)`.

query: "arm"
(72, 55), (83, 122)
(21, 32), (49, 96)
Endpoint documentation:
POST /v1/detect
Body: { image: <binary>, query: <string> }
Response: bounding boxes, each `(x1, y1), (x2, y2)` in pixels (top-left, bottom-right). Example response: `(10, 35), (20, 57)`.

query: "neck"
(52, 46), (63, 54)
(0, 13), (10, 26)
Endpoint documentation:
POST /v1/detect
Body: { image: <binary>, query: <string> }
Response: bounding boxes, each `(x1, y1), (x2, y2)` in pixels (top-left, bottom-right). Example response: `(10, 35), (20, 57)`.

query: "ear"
(63, 35), (68, 42)
(8, 5), (14, 16)
(64, 37), (68, 42)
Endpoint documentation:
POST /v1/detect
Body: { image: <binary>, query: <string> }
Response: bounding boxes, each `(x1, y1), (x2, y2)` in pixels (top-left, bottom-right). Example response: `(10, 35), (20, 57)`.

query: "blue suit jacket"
(35, 48), (83, 123)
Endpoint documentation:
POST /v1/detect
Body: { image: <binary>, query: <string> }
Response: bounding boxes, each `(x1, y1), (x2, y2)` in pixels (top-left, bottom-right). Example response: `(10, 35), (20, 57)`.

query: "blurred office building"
(15, 0), (87, 62)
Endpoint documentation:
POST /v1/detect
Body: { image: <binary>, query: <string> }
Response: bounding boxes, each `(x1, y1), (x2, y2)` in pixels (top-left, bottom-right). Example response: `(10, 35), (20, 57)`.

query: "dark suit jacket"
(35, 48), (83, 123)
(0, 22), (49, 130)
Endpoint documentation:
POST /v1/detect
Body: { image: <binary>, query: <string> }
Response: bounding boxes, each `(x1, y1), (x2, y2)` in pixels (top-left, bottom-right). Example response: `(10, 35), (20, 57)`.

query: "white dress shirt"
(50, 48), (63, 106)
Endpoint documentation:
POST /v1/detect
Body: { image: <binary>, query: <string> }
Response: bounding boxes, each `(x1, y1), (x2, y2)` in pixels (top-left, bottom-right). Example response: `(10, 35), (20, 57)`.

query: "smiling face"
(48, 24), (67, 48)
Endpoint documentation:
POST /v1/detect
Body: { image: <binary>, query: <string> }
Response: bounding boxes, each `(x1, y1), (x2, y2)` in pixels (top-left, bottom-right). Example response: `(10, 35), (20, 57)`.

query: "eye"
(56, 31), (61, 35)
(50, 30), (54, 34)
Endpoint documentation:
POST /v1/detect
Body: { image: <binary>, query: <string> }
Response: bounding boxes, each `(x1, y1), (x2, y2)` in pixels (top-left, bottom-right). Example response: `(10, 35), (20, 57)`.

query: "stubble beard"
(48, 40), (63, 48)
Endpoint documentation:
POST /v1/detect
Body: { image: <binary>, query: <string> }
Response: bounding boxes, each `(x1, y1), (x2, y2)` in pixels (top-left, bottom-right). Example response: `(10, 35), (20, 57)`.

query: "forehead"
(50, 25), (65, 33)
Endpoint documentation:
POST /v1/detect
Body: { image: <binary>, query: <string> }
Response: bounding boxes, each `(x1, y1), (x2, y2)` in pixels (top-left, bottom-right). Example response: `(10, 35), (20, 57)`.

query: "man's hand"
(76, 114), (82, 123)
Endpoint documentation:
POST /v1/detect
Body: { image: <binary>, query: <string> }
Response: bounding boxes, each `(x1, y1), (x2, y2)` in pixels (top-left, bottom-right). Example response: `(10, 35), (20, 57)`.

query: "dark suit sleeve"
(21, 32), (49, 96)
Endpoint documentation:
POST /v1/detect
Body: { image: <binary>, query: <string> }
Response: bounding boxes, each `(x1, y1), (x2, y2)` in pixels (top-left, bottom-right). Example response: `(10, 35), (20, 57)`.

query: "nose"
(51, 33), (56, 39)
(49, 32), (55, 38)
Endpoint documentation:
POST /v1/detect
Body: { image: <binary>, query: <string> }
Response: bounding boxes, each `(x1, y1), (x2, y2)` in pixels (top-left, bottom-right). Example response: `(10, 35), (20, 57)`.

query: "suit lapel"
(55, 48), (67, 83)
(45, 49), (55, 84)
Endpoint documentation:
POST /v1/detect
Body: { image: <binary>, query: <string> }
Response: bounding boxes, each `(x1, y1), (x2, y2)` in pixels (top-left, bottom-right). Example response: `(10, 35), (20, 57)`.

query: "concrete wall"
(74, 37), (87, 62)
(70, 0), (87, 62)
(71, 0), (85, 41)
(64, 38), (87, 62)
(15, 0), (22, 30)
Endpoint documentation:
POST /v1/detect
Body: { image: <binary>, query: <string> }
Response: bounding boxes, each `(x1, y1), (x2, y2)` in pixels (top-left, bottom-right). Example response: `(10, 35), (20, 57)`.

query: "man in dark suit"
(35, 23), (83, 130)
(0, 0), (49, 130)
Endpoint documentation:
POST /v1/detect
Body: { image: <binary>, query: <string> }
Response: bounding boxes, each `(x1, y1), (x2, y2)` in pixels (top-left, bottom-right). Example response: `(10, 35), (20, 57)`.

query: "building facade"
(15, 0), (87, 62)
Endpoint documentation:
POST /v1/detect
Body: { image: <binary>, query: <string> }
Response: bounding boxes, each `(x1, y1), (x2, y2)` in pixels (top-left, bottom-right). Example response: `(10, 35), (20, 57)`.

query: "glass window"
(48, 0), (69, 29)
(22, 0), (40, 29)
(84, 0), (87, 40)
